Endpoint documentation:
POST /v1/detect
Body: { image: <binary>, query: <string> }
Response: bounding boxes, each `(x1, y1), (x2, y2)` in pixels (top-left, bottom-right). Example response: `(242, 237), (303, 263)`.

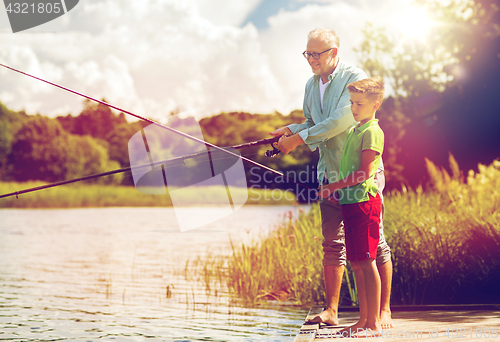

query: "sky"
(0, 0), (427, 121)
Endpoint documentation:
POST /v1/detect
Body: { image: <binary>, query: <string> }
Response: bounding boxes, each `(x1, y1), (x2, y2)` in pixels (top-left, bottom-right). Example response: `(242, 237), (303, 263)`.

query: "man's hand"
(271, 134), (303, 154)
(270, 126), (292, 137)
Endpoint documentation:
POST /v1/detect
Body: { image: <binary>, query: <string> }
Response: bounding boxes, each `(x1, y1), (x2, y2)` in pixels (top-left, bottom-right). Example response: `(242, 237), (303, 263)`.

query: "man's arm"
(318, 149), (377, 198)
(269, 126), (292, 137)
(271, 70), (365, 154)
(273, 132), (304, 154)
(269, 127), (303, 154)
(296, 90), (354, 151)
(275, 90), (353, 154)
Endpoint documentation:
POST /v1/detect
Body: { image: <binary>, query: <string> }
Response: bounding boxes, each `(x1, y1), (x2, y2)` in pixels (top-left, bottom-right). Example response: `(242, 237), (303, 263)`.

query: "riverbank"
(197, 159), (500, 305)
(0, 181), (296, 208)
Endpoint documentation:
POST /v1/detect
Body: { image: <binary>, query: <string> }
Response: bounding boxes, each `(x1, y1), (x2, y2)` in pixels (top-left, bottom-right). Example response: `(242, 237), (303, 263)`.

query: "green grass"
(191, 206), (359, 305)
(0, 181), (296, 208)
(384, 157), (500, 304)
(194, 157), (500, 305)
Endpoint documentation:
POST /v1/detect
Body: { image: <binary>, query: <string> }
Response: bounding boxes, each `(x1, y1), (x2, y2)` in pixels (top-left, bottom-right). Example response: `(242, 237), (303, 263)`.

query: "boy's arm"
(318, 149), (377, 198)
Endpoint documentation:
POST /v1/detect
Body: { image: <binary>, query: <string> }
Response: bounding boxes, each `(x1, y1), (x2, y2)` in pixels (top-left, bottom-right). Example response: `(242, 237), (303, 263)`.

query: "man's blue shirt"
(288, 59), (368, 183)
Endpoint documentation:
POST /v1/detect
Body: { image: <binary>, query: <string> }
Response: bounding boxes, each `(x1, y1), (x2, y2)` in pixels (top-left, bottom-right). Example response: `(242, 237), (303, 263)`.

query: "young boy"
(319, 77), (385, 336)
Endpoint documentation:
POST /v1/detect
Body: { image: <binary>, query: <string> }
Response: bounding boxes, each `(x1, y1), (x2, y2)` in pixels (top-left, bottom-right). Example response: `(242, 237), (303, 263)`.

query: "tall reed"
(195, 156), (500, 305)
(196, 206), (360, 305)
(385, 156), (500, 304)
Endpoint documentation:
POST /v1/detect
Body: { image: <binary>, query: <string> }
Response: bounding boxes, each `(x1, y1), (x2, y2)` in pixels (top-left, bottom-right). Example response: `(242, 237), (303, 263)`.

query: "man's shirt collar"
(313, 58), (343, 83)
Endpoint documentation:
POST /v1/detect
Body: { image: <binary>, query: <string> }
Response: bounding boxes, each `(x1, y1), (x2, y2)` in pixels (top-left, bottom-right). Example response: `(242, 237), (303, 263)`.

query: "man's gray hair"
(307, 28), (340, 49)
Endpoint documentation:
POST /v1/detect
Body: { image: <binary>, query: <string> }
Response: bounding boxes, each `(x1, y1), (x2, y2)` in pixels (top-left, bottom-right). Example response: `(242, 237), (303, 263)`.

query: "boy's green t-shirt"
(337, 119), (384, 205)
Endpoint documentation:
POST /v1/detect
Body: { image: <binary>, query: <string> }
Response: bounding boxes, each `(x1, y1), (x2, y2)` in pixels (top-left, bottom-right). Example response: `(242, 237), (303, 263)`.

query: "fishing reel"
(264, 134), (291, 158)
(265, 146), (281, 158)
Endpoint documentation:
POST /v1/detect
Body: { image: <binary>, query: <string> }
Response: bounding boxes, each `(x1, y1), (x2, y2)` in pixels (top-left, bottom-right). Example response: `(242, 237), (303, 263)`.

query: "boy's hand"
(318, 185), (332, 199)
(318, 185), (340, 203)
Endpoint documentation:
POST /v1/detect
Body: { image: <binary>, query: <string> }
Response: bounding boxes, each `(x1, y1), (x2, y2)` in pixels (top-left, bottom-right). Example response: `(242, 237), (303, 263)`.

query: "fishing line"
(0, 63), (315, 199)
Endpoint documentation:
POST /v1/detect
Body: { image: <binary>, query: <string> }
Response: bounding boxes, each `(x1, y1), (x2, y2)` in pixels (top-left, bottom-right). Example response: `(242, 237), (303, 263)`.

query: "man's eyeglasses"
(302, 48), (334, 60)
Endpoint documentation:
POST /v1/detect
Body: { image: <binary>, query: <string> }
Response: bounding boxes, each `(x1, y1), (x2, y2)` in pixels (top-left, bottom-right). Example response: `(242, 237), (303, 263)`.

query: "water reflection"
(0, 207), (307, 341)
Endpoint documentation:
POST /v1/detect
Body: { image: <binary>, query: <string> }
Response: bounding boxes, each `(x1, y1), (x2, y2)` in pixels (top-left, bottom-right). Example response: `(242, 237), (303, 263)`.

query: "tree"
(57, 101), (143, 173)
(0, 103), (28, 180)
(71, 99), (127, 140)
(64, 134), (123, 185)
(8, 115), (121, 184)
(8, 115), (69, 182)
(356, 0), (500, 188)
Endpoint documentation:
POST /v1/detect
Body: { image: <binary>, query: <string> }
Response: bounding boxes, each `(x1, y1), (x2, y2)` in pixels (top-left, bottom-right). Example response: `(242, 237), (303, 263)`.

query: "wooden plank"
(295, 308), (500, 341)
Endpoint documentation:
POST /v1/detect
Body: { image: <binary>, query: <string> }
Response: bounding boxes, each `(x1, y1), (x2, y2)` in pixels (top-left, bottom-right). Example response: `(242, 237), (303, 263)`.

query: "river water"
(0, 206), (310, 341)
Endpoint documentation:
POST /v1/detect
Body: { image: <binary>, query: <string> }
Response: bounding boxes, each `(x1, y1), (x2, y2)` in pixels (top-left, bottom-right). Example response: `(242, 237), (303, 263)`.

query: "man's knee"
(323, 254), (347, 267)
(320, 200), (346, 266)
(322, 240), (347, 266)
(376, 240), (391, 266)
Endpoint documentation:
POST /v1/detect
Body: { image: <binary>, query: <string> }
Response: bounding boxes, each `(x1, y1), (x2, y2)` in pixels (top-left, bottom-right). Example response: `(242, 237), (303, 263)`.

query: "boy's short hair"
(307, 28), (340, 49)
(347, 77), (385, 103)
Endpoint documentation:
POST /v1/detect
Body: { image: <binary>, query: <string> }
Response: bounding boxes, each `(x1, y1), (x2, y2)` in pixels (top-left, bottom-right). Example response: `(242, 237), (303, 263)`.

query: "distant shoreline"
(0, 182), (296, 208)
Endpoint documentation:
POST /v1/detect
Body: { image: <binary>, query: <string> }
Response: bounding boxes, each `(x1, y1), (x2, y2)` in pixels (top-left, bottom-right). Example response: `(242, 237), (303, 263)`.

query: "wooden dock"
(295, 306), (500, 341)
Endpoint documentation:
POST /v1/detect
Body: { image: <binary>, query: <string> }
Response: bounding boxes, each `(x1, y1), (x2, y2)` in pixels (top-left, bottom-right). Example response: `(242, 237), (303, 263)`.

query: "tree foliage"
(356, 0), (500, 188)
(7, 115), (121, 184)
(1, 101), (316, 192)
(200, 110), (318, 193)
(0, 103), (28, 179)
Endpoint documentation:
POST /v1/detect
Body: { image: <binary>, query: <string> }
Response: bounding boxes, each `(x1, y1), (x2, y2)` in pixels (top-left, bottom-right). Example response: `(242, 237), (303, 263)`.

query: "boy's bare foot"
(338, 319), (366, 336)
(363, 321), (382, 333)
(305, 308), (338, 325)
(380, 309), (393, 329)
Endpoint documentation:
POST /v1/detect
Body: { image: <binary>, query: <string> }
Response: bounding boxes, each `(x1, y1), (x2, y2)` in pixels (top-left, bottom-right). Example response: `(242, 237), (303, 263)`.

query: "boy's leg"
(306, 199), (345, 325)
(343, 193), (383, 334)
(358, 258), (382, 332)
(374, 170), (393, 328)
(339, 261), (367, 335)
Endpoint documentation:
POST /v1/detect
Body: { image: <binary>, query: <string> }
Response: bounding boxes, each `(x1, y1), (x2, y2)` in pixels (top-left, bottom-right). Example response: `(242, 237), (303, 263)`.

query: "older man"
(270, 28), (393, 328)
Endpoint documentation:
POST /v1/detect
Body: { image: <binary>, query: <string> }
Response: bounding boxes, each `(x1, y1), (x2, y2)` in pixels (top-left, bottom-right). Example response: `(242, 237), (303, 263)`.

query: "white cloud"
(259, 2), (370, 114)
(257, 0), (426, 113)
(0, 0), (281, 119)
(191, 0), (263, 27)
(0, 0), (427, 120)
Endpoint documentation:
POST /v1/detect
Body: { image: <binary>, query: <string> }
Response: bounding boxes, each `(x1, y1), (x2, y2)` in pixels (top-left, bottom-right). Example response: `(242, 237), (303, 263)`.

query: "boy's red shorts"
(342, 193), (382, 261)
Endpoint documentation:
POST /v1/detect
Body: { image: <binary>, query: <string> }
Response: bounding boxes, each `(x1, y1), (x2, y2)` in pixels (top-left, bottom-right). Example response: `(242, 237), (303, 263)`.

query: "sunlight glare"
(395, 6), (436, 42)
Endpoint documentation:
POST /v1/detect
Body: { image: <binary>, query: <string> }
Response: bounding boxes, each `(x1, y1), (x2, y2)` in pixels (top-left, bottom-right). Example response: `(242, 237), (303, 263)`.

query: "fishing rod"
(0, 62), (282, 174)
(0, 137), (280, 200)
(0, 63), (314, 199)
